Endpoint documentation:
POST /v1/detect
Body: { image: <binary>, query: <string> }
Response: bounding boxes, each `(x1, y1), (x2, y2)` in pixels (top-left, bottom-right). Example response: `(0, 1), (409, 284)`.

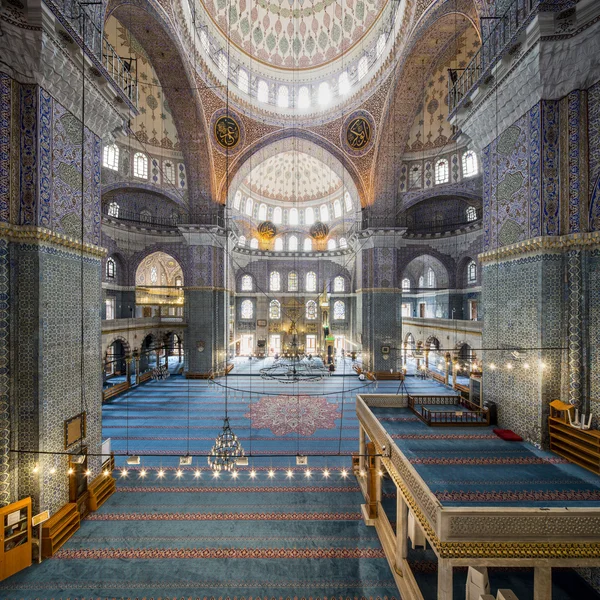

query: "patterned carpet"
(2, 370), (599, 599)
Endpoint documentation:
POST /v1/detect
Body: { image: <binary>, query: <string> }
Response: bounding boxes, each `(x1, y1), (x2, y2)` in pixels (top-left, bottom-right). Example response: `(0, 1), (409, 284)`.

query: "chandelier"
(208, 417), (244, 472)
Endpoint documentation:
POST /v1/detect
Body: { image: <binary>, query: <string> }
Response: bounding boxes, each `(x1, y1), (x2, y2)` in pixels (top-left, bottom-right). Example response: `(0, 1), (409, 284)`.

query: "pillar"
(437, 559), (453, 600)
(394, 493), (408, 575)
(357, 231), (402, 374)
(358, 425), (366, 474)
(181, 229), (228, 377)
(534, 567), (552, 600)
(364, 441), (378, 519)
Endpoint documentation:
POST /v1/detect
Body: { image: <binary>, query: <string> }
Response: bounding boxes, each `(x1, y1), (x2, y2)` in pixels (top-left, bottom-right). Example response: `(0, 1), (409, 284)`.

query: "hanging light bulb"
(323, 469), (330, 478)
(249, 469), (257, 479)
(341, 469), (348, 478)
(268, 469), (275, 479)
(208, 417), (244, 472)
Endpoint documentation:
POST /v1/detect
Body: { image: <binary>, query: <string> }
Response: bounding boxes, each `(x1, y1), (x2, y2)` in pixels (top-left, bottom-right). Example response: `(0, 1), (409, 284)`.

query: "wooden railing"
(408, 394), (489, 426)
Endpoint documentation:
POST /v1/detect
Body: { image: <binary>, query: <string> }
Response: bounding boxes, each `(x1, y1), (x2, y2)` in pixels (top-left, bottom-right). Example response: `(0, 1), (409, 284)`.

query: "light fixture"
(341, 469), (348, 478)
(179, 456), (192, 466)
(175, 469), (183, 478)
(71, 454), (86, 465)
(126, 455), (140, 465)
(268, 469), (275, 478)
(194, 470), (202, 478)
(157, 469), (165, 478)
(249, 469), (257, 479)
(286, 469), (294, 479)
(323, 469), (330, 478)
(209, 416), (245, 472)
(296, 455), (308, 466)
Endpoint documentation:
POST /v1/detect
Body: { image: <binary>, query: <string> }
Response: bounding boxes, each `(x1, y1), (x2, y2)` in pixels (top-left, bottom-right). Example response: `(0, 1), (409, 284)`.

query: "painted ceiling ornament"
(210, 108), (245, 154)
(310, 222), (329, 240)
(341, 110), (376, 157)
(257, 221), (277, 239)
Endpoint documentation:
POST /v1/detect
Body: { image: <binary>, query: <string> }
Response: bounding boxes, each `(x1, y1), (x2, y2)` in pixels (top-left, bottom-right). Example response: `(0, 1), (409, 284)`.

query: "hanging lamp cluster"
(208, 417), (244, 472)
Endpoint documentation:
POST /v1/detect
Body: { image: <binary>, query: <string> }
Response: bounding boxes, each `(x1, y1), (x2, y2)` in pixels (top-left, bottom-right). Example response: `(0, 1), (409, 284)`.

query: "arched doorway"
(135, 252), (184, 319)
(104, 339), (127, 382)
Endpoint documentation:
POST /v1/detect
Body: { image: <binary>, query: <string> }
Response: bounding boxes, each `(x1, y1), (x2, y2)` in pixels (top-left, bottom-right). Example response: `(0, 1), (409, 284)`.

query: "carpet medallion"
(246, 395), (340, 436)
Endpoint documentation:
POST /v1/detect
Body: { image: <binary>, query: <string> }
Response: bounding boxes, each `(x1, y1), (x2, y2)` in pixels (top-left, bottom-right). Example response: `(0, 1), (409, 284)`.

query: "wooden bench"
(88, 473), (116, 512)
(429, 371), (446, 385)
(102, 381), (129, 402)
(42, 503), (79, 558)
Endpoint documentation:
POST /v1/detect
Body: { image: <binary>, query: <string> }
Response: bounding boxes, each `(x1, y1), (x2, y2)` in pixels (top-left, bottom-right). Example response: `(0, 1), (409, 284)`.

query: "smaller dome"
(257, 221), (277, 239)
(310, 222), (329, 240)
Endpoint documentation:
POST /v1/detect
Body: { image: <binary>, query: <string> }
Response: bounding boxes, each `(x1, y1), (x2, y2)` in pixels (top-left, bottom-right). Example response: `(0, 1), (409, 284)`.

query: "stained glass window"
(133, 152), (148, 179)
(241, 274), (253, 291)
(306, 300), (317, 320)
(269, 300), (281, 319)
(270, 271), (281, 291)
(241, 299), (253, 319)
(306, 271), (316, 292)
(288, 271), (298, 291)
(333, 276), (344, 292)
(435, 159), (449, 184)
(333, 300), (345, 320)
(463, 151), (478, 177)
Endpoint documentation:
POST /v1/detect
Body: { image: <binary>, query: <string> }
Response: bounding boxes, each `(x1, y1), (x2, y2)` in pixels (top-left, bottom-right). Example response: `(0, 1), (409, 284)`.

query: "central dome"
(199, 0), (388, 69)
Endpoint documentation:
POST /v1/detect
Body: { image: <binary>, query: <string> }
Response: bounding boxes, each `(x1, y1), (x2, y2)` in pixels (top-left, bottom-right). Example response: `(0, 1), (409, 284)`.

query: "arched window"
(133, 152), (148, 179)
(250, 238), (259, 249)
(289, 207), (298, 225)
(358, 56), (368, 80)
(306, 300), (317, 320)
(305, 207), (315, 225)
(320, 204), (329, 222)
(238, 235), (246, 247)
(241, 299), (254, 319)
(257, 80), (269, 103)
(241, 274), (253, 291)
(234, 191), (242, 210)
(306, 271), (316, 292)
(466, 206), (477, 222)
(338, 71), (350, 95)
(344, 191), (353, 212)
(106, 257), (116, 279)
(258, 203), (267, 220)
(107, 201), (119, 217)
(327, 239), (337, 251)
(277, 85), (289, 108)
(333, 199), (342, 218)
(418, 275), (424, 288)
(269, 299), (281, 319)
(245, 197), (254, 216)
(288, 235), (298, 251)
(238, 68), (249, 94)
(270, 271), (281, 291)
(333, 276), (345, 292)
(318, 81), (331, 106)
(402, 278), (410, 290)
(303, 237), (312, 252)
(333, 300), (346, 320)
(200, 29), (210, 53)
(288, 271), (298, 291)
(376, 33), (386, 59)
(467, 261), (477, 283)
(427, 267), (436, 288)
(339, 237), (348, 249)
(273, 206), (282, 224)
(435, 159), (449, 184)
(103, 144), (119, 171)
(274, 238), (283, 251)
(298, 86), (310, 109)
(462, 150), (478, 178)
(218, 52), (228, 76)
(150, 266), (158, 284)
(163, 160), (175, 184)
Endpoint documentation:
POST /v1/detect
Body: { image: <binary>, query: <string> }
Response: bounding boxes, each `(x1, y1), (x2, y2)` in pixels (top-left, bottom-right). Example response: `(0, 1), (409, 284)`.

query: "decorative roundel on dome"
(210, 108), (245, 154)
(341, 110), (375, 157)
(310, 222), (329, 240)
(257, 221), (277, 239)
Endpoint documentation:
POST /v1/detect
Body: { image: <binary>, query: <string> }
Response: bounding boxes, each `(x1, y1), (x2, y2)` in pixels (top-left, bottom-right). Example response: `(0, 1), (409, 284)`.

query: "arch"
(101, 182), (187, 208)
(373, 5), (480, 206)
(456, 255), (478, 287)
(104, 335), (131, 360)
(224, 133), (365, 209)
(426, 336), (440, 351)
(135, 251), (184, 287)
(455, 341), (473, 361)
(399, 249), (455, 289)
(106, 0), (215, 209)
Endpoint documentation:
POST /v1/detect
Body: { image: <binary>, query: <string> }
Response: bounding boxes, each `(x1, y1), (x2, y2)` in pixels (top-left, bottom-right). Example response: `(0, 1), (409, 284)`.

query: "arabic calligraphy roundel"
(211, 108), (245, 154)
(341, 110), (375, 157)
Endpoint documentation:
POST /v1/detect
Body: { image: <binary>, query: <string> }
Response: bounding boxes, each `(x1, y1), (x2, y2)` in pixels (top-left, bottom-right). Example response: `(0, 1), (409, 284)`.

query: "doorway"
(269, 334), (281, 356)
(240, 334), (254, 356)
(306, 335), (317, 354)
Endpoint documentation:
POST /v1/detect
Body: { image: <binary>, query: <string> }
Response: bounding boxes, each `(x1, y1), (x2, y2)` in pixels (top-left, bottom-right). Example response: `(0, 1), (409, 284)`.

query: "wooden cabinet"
(0, 498), (32, 581)
(549, 417), (600, 475)
(88, 473), (116, 511)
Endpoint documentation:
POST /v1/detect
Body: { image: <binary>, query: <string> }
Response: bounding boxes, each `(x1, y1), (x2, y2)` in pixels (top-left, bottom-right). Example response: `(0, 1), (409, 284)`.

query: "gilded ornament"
(346, 117), (371, 151)
(215, 115), (240, 149)
(257, 221), (277, 239)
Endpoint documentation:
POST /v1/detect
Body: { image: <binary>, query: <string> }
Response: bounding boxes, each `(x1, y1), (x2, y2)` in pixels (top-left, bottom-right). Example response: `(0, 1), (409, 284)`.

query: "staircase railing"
(449, 0), (540, 113)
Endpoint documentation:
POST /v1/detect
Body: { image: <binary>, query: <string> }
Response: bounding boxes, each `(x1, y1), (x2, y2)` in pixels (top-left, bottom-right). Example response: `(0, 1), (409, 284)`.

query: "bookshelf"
(0, 497), (31, 580)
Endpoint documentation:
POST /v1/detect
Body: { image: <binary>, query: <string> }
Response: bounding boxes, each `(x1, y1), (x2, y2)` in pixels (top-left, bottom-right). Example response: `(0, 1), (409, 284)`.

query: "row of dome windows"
(241, 273), (346, 293)
(400, 261), (477, 290)
(241, 299), (346, 321)
(233, 193), (354, 223)
(102, 145), (180, 185)
(204, 28), (387, 109)
(238, 236), (348, 252)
